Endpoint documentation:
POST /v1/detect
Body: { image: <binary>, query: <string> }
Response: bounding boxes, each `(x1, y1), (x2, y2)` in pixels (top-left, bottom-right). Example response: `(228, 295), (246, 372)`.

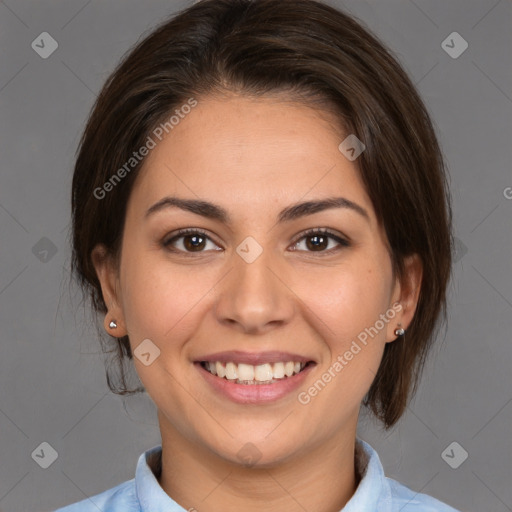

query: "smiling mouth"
(199, 360), (314, 385)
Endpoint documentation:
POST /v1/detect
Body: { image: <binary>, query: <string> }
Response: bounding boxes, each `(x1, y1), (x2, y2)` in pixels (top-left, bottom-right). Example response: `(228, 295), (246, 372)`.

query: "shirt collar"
(135, 444), (182, 512)
(342, 438), (392, 512)
(135, 438), (391, 512)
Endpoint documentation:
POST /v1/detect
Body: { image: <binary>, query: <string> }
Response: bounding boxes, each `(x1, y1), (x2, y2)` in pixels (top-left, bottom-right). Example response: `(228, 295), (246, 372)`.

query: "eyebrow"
(145, 196), (369, 224)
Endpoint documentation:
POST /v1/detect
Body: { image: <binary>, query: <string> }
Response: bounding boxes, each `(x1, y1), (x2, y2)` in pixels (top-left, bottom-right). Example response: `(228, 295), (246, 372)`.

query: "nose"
(214, 245), (295, 335)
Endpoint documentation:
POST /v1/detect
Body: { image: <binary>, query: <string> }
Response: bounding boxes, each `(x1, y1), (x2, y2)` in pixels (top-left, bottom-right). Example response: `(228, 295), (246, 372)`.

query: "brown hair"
(70, 0), (453, 428)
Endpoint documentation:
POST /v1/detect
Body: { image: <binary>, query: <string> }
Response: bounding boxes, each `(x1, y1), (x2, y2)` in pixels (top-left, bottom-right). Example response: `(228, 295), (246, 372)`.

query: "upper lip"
(194, 351), (315, 365)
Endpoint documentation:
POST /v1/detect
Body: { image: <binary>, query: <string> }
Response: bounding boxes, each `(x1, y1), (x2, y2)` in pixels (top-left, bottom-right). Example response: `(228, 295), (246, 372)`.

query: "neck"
(156, 422), (360, 512)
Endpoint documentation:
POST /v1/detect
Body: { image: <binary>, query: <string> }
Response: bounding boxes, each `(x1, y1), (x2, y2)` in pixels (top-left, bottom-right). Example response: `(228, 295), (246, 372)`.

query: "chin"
(208, 436), (305, 470)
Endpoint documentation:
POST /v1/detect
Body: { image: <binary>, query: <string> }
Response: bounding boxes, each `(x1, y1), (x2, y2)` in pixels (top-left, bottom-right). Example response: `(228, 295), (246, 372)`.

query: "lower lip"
(195, 362), (315, 404)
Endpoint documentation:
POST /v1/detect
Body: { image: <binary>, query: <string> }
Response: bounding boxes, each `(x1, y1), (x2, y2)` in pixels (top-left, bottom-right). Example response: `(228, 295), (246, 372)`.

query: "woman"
(56, 0), (459, 510)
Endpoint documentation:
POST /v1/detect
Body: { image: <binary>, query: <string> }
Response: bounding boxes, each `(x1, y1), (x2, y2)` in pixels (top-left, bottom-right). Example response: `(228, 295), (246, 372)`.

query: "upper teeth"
(204, 361), (306, 381)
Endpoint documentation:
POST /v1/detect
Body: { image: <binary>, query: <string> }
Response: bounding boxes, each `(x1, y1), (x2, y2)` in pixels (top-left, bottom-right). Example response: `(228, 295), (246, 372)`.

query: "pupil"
(185, 235), (205, 251)
(307, 235), (327, 251)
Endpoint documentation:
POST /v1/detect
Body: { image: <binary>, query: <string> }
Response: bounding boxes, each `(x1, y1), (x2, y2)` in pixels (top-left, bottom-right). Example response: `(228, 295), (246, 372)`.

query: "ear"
(386, 253), (423, 343)
(91, 243), (127, 337)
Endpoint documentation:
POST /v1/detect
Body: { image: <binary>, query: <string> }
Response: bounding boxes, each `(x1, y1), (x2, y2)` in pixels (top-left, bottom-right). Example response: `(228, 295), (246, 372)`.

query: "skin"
(92, 93), (422, 512)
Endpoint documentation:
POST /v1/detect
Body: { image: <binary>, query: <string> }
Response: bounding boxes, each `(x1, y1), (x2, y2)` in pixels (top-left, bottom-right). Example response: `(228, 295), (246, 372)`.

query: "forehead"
(129, 95), (375, 223)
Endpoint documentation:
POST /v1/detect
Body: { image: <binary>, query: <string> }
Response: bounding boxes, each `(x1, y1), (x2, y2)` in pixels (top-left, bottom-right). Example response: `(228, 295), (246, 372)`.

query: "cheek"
(297, 267), (392, 409)
(299, 261), (392, 344)
(119, 248), (199, 342)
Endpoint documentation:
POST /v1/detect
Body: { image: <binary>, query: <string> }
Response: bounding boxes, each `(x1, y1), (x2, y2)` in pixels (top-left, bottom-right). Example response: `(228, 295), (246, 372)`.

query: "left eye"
(291, 229), (350, 253)
(162, 228), (349, 254)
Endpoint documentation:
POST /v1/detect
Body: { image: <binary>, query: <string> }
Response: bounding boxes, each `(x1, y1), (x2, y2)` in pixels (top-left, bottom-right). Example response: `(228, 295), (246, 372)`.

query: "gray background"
(0, 0), (511, 511)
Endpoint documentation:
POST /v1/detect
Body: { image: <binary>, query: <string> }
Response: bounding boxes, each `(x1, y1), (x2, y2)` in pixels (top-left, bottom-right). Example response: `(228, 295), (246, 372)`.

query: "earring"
(109, 320), (117, 329)
(394, 324), (405, 337)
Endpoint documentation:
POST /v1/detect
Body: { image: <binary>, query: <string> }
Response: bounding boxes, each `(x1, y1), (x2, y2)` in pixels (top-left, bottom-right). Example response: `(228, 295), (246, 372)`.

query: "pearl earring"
(109, 320), (117, 329)
(394, 324), (405, 337)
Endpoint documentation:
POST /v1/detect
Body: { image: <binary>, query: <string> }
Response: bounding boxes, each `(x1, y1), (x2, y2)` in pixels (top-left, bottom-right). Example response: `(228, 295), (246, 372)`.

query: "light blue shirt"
(54, 438), (461, 511)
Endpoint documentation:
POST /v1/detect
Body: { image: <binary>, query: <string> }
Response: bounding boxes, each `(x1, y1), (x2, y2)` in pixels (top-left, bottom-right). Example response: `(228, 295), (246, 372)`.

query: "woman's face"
(93, 94), (419, 467)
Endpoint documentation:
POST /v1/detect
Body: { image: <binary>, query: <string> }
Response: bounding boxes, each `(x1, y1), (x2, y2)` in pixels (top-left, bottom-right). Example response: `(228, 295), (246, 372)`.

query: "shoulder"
(53, 478), (139, 512)
(387, 477), (462, 512)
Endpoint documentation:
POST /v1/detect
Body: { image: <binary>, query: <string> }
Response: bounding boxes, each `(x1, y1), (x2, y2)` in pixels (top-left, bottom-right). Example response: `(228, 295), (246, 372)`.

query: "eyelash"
(162, 227), (350, 256)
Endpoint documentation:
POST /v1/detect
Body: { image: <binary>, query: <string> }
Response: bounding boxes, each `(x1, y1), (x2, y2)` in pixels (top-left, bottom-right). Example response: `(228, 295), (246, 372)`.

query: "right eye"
(162, 228), (222, 254)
